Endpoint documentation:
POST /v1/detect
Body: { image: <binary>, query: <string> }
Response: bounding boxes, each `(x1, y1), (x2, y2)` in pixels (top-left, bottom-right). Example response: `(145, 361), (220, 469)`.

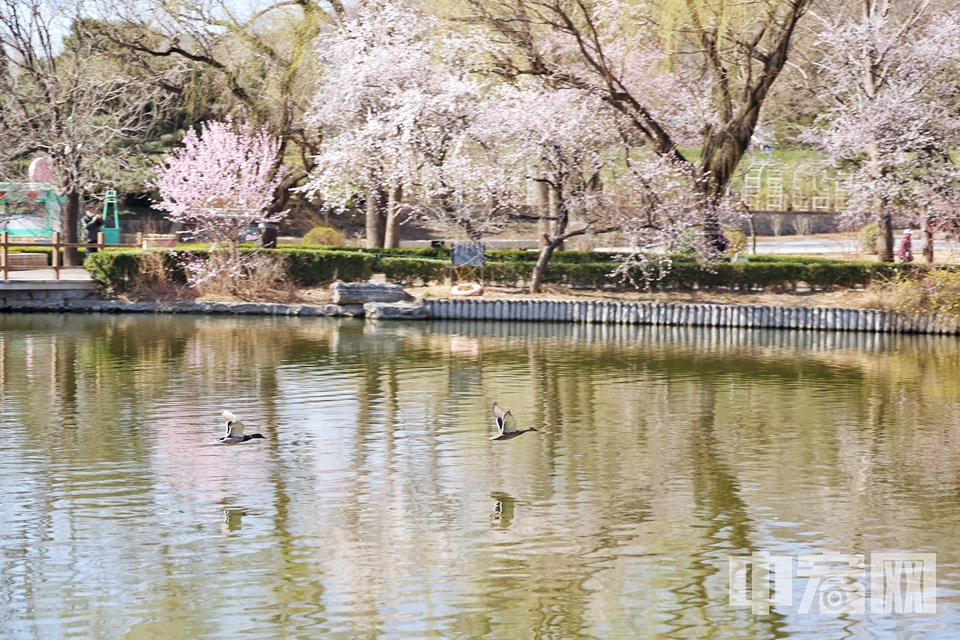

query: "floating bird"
(218, 410), (264, 444)
(490, 403), (537, 441)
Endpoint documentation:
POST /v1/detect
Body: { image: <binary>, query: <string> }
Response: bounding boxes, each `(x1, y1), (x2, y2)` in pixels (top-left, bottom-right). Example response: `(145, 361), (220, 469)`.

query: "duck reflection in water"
(221, 508), (245, 534)
(491, 492), (515, 528)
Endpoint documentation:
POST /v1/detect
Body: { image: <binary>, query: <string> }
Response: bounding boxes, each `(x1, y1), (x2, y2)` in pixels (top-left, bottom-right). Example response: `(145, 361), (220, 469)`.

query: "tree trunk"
(537, 181), (550, 250)
(548, 185), (564, 252)
(64, 190), (81, 266)
(384, 184), (403, 249)
(530, 239), (561, 294)
(876, 208), (894, 262)
(364, 189), (386, 249)
(922, 215), (935, 263)
(375, 188), (387, 248)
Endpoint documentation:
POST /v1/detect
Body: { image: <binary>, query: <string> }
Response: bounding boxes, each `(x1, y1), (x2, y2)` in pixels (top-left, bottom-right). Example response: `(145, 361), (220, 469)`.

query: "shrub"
(85, 250), (151, 291)
(302, 226), (345, 246)
(859, 223), (878, 254)
(86, 248), (192, 293)
(723, 226), (748, 254)
(887, 269), (960, 317)
(188, 251), (295, 301)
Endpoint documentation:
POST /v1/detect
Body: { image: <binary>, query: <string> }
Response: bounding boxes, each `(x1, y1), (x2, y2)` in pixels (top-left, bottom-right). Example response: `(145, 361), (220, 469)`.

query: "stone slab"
(364, 301), (428, 320)
(331, 282), (405, 304)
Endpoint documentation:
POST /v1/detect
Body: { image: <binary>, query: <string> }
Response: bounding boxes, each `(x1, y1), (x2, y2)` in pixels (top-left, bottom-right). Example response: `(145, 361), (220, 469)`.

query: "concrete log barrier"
(379, 296), (958, 334)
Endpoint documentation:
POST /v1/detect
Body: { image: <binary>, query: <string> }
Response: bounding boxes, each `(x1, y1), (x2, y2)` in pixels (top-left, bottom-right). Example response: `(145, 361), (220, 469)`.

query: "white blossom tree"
(304, 0), (550, 249)
(466, 0), (813, 255)
(467, 83), (625, 291)
(801, 1), (960, 262)
(303, 0), (462, 248)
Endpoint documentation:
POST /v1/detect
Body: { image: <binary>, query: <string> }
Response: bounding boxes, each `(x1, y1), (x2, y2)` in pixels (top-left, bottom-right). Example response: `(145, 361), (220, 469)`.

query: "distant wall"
(734, 211), (840, 236)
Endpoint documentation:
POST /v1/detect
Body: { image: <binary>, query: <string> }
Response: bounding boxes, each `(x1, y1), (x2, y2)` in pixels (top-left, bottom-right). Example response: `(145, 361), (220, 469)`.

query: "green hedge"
(483, 259), (941, 290)
(84, 245), (945, 292)
(85, 247), (375, 291)
(280, 249), (374, 285)
(486, 249), (603, 264)
(380, 257), (448, 285)
(294, 245), (452, 260)
(84, 249), (153, 289)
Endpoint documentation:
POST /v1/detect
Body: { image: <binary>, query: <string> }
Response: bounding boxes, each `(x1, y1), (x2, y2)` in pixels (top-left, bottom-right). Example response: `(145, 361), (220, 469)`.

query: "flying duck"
(218, 410), (265, 444)
(490, 403), (537, 441)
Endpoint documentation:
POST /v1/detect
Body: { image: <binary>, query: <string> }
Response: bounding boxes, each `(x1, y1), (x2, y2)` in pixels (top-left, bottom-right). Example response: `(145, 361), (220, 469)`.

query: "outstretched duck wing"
(492, 403), (514, 435)
(501, 410), (518, 434)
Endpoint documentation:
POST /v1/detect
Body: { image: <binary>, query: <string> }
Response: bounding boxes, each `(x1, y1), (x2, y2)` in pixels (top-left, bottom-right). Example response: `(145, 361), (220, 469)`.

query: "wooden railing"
(1, 231), (141, 280)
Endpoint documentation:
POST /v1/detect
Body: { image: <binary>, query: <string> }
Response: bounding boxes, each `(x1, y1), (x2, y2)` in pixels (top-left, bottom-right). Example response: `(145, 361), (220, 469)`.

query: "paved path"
(1, 268), (92, 281)
(602, 234), (960, 256)
(751, 235), (960, 255)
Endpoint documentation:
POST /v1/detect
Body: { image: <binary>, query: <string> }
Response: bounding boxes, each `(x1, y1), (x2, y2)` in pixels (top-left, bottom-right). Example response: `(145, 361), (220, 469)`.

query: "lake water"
(1, 313), (959, 639)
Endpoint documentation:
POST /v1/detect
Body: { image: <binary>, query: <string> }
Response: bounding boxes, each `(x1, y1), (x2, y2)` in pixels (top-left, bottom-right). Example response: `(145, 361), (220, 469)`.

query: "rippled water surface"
(2, 313), (960, 638)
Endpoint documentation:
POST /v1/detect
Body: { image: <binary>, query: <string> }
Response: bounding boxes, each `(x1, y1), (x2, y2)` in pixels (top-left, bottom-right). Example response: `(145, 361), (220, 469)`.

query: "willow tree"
(93, 0), (341, 219)
(467, 0), (812, 253)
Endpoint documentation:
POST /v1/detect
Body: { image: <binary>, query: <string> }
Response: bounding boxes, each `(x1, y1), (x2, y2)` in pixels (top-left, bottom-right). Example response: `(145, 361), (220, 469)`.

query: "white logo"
(729, 552), (936, 615)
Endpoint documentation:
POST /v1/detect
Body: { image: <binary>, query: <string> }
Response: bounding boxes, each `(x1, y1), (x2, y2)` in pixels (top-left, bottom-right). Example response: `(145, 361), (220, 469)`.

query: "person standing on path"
(82, 207), (104, 254)
(897, 229), (914, 263)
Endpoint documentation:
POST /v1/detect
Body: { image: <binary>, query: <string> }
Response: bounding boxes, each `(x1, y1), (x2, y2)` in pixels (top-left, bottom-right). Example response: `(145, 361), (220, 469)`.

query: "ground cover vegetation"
(1, 0), (959, 297)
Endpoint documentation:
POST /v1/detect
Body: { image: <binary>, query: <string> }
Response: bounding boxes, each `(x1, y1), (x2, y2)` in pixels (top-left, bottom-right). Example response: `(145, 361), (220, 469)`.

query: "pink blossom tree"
(801, 2), (960, 262)
(152, 119), (288, 288)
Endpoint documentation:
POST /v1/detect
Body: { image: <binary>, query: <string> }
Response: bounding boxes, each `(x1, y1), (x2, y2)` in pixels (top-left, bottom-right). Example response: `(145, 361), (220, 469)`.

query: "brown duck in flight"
(490, 403), (537, 441)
